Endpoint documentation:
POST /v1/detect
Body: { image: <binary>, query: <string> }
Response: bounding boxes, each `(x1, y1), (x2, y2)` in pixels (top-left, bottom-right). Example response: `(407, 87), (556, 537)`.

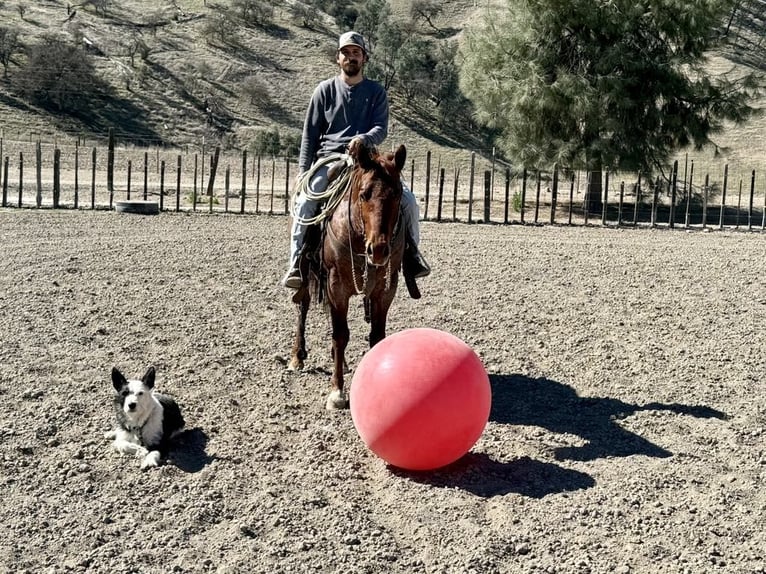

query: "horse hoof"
(287, 357), (304, 371)
(325, 390), (348, 410)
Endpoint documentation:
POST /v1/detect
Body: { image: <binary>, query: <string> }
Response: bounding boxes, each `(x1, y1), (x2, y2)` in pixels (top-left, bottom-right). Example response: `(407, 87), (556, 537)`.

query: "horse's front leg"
(288, 289), (310, 371)
(368, 289), (396, 348)
(327, 300), (350, 410)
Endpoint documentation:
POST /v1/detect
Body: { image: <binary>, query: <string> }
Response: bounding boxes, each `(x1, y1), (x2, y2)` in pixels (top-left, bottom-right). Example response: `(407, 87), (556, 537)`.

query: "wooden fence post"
(143, 151), (149, 201)
(53, 148), (61, 209)
(193, 154), (198, 211)
(437, 167), (444, 222)
(550, 163), (558, 225)
(18, 152), (23, 207)
(450, 167), (458, 221)
(703, 173), (709, 228)
(736, 177), (742, 228)
(601, 170), (609, 226)
(568, 171), (575, 225)
(91, 147), (96, 209)
(684, 160), (694, 227)
(483, 170), (491, 223)
(669, 160), (678, 228)
(3, 157), (8, 207)
(468, 152), (475, 223)
(269, 157), (275, 215)
(176, 155), (182, 212)
(224, 165), (230, 213)
(127, 160), (132, 200)
(284, 156), (290, 215)
(762, 173), (766, 231)
(107, 128), (114, 205)
(618, 181), (625, 225)
(534, 170), (541, 224)
(74, 143), (79, 209)
(207, 146), (220, 213)
(748, 169), (755, 231)
(633, 172), (641, 226)
(255, 155), (261, 214)
(424, 150), (431, 220)
(240, 150), (247, 214)
(719, 164), (728, 229)
(520, 167), (527, 224)
(503, 168), (510, 224)
(160, 160), (165, 212)
(35, 141), (42, 208)
(651, 176), (660, 227)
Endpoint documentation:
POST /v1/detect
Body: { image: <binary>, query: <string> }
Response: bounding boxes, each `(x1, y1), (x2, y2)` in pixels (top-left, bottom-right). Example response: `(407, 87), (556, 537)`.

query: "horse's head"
(350, 144), (407, 267)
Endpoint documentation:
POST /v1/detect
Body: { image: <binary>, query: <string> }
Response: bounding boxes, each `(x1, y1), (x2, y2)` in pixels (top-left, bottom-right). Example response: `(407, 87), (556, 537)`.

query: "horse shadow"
(392, 374), (726, 498)
(170, 427), (214, 473)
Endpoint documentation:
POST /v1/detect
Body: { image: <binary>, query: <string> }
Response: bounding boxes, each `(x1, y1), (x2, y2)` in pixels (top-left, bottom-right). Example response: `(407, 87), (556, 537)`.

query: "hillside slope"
(0, 0), (763, 168)
(0, 0), (482, 160)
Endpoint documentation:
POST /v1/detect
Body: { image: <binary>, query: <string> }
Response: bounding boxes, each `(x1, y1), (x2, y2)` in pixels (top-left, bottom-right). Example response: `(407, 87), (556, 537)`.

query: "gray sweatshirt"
(298, 76), (389, 173)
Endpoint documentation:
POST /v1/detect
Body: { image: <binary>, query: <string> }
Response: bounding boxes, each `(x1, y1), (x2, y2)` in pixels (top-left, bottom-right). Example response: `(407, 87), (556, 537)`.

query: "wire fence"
(2, 134), (766, 231)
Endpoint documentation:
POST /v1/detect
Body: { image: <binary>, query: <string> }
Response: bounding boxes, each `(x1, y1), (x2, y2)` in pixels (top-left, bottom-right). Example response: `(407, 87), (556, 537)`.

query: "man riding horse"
(281, 31), (430, 293)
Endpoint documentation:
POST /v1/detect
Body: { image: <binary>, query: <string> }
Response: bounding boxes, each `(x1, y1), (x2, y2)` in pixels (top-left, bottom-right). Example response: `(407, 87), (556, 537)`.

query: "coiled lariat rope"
(290, 153), (355, 226)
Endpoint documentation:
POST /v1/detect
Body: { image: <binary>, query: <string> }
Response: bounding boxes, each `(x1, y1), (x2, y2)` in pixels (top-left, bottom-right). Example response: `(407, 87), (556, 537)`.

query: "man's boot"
(402, 240), (430, 299)
(404, 242), (431, 279)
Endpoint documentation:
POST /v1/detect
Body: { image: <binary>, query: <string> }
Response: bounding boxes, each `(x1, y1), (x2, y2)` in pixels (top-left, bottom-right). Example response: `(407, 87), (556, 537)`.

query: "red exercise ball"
(350, 328), (491, 471)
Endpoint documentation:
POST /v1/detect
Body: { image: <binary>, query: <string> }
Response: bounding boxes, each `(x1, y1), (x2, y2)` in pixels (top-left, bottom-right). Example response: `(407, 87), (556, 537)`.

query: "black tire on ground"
(114, 200), (160, 215)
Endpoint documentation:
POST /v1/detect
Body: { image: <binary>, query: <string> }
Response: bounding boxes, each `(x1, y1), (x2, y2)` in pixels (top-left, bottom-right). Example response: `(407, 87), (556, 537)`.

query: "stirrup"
(282, 267), (303, 290)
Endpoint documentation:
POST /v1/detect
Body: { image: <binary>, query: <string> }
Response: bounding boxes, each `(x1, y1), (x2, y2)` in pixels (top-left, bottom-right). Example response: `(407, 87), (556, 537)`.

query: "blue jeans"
(288, 168), (421, 268)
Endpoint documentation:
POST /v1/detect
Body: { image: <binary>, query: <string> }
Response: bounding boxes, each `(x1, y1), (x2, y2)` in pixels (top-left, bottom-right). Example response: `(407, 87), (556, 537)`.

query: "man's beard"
(341, 61), (362, 77)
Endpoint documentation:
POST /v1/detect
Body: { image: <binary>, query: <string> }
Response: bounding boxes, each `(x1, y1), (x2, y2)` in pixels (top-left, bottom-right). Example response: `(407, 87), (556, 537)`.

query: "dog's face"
(111, 366), (156, 422)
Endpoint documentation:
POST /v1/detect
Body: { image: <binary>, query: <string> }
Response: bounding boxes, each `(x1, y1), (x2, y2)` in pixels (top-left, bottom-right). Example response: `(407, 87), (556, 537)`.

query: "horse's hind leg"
(288, 290), (310, 371)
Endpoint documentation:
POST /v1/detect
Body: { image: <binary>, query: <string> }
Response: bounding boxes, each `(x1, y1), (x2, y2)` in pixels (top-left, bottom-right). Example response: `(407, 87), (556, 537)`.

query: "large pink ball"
(350, 328), (491, 471)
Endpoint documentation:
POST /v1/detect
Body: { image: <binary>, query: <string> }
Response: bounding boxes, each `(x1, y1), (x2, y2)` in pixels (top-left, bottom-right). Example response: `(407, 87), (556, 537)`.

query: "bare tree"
(410, 0), (443, 34)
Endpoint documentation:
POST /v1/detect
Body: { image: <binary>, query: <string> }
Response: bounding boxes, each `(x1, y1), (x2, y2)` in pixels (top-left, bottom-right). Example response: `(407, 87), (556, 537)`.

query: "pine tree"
(459, 0), (761, 211)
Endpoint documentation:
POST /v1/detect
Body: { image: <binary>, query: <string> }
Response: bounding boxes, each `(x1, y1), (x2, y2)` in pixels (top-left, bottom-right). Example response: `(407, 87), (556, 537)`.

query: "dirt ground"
(0, 209), (764, 574)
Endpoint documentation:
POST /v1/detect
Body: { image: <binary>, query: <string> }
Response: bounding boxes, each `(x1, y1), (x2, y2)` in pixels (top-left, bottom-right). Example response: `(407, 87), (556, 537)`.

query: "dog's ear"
(111, 367), (127, 391)
(142, 366), (156, 389)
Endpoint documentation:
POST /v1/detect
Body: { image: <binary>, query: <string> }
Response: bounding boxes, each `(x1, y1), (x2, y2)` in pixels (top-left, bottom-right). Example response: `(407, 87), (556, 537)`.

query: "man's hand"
(347, 137), (365, 156)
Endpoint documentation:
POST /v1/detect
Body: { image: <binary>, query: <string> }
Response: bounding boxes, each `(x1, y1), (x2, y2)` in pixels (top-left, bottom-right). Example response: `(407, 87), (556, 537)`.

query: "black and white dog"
(105, 366), (185, 469)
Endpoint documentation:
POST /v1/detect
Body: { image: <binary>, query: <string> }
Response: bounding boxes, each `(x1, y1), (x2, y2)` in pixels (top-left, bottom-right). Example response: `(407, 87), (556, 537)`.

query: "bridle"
(345, 169), (402, 295)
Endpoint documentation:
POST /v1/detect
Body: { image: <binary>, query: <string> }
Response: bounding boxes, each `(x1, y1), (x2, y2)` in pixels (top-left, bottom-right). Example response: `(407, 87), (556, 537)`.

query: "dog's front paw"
(104, 430), (116, 440)
(140, 450), (161, 470)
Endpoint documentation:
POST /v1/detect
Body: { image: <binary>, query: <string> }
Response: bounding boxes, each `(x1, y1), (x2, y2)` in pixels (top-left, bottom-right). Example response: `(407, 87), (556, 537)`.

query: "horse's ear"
(351, 144), (376, 170)
(394, 145), (406, 172)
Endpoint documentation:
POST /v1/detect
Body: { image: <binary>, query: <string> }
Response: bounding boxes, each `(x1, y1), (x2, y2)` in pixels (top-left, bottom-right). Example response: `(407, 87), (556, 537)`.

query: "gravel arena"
(0, 209), (764, 574)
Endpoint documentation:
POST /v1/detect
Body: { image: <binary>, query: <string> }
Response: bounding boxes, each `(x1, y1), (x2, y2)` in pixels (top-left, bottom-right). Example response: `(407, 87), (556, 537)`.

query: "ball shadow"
(489, 374), (728, 462)
(389, 375), (726, 497)
(389, 453), (595, 498)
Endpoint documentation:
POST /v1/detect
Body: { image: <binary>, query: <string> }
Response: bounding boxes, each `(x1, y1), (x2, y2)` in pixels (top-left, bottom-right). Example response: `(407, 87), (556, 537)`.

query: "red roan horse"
(289, 144), (407, 409)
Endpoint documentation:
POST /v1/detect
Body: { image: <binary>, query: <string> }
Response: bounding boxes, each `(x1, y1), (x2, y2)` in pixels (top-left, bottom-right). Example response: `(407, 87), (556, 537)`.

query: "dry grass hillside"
(0, 0), (481, 161)
(0, 0), (764, 170)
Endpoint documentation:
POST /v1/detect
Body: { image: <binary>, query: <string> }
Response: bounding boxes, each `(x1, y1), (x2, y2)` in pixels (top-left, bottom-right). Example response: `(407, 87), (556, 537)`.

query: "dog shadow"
(489, 374), (727, 462)
(390, 374), (726, 498)
(170, 427), (214, 473)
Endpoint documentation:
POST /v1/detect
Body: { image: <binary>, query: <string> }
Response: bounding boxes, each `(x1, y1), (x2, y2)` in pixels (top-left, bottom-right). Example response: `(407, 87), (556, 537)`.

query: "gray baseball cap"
(338, 31), (367, 53)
